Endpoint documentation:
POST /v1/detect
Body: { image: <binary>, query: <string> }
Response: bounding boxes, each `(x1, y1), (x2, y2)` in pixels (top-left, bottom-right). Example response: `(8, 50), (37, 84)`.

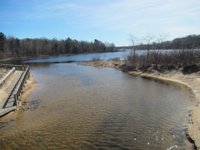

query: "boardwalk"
(0, 68), (8, 79)
(0, 65), (29, 117)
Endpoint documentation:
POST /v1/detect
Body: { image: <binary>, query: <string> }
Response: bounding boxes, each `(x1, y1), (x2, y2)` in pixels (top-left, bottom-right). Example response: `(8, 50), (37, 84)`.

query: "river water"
(24, 49), (174, 63)
(0, 52), (196, 149)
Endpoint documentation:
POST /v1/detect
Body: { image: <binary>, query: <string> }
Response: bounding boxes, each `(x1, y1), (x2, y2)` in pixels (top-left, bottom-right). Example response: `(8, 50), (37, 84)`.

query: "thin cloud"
(18, 0), (200, 33)
(1, 0), (200, 45)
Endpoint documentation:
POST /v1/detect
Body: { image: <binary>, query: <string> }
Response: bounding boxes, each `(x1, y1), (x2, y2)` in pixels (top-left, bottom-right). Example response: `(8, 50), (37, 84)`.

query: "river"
(24, 49), (174, 64)
(0, 52), (196, 149)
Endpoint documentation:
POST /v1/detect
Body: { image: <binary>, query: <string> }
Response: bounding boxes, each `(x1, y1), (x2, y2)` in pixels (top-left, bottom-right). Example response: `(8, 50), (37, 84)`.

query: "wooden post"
(14, 94), (17, 106)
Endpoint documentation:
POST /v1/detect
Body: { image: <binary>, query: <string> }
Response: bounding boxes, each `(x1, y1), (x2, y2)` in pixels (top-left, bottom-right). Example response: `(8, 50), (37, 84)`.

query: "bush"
(125, 49), (200, 73)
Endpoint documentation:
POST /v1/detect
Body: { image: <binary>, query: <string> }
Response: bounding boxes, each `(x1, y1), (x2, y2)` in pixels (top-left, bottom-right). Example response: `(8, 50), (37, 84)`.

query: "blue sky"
(0, 0), (200, 46)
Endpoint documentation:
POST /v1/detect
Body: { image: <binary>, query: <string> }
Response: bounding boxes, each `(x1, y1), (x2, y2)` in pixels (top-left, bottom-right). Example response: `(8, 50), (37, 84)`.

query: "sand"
(20, 74), (37, 104)
(80, 60), (200, 149)
(80, 60), (124, 69)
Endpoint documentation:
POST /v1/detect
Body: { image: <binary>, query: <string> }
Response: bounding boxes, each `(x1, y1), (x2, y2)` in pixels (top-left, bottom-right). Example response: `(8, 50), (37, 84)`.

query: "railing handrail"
(0, 67), (15, 87)
(0, 64), (28, 71)
(14, 67), (30, 102)
(3, 65), (30, 108)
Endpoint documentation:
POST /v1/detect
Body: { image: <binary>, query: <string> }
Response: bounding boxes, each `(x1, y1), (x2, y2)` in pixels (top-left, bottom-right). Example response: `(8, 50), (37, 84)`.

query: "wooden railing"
(2, 65), (30, 108)
(14, 66), (30, 106)
(0, 67), (15, 87)
(0, 64), (27, 71)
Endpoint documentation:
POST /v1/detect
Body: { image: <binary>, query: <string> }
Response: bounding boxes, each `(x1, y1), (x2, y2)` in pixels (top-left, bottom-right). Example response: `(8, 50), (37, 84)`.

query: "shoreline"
(80, 60), (125, 69)
(20, 74), (37, 106)
(128, 71), (200, 149)
(0, 51), (118, 63)
(80, 60), (200, 149)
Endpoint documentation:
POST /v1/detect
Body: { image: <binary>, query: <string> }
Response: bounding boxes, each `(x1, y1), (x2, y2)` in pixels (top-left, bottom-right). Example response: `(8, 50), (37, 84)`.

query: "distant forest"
(136, 35), (200, 50)
(118, 35), (200, 50)
(0, 32), (115, 59)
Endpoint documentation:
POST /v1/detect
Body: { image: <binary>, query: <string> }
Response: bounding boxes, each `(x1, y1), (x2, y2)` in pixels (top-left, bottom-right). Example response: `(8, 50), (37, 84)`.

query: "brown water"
(0, 63), (195, 149)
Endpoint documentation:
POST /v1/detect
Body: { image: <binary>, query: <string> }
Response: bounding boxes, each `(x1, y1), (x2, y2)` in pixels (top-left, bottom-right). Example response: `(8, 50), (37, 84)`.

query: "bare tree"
(128, 34), (137, 65)
(143, 34), (154, 65)
(155, 33), (167, 65)
(156, 34), (167, 50)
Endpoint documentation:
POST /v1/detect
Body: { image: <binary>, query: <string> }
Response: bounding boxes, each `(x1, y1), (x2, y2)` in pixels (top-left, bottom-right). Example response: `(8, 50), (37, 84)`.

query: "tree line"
(0, 32), (115, 59)
(135, 34), (200, 50)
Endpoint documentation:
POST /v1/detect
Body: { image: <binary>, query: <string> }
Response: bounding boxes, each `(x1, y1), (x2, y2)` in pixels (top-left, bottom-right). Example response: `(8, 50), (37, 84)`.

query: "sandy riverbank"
(14, 74), (37, 111)
(80, 60), (200, 149)
(80, 60), (124, 69)
(20, 74), (36, 102)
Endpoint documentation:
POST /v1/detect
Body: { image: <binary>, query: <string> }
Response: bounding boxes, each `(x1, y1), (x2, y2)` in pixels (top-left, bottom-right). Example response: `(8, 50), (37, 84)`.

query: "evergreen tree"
(0, 32), (6, 51)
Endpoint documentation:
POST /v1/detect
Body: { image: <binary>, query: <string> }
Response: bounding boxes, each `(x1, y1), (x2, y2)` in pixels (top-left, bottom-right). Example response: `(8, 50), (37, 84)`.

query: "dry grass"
(125, 49), (200, 73)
